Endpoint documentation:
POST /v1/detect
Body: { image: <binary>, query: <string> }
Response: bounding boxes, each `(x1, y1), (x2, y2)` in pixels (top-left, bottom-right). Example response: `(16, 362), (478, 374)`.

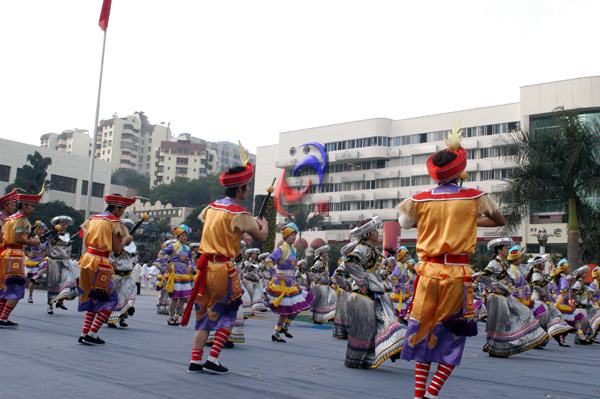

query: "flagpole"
(84, 29), (108, 219)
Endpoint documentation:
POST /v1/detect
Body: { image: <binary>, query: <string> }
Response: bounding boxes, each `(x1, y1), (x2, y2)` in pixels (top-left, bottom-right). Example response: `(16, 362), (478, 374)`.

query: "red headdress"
(426, 123), (467, 183)
(17, 192), (43, 205)
(104, 194), (136, 208)
(219, 162), (254, 187)
(0, 189), (18, 209)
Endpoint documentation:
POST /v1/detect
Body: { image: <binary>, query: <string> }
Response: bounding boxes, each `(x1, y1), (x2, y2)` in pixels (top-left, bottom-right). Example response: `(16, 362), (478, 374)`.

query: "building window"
(81, 181), (105, 197)
(0, 165), (10, 182)
(480, 170), (495, 181)
(176, 167), (188, 174)
(176, 157), (189, 165)
(51, 174), (77, 193)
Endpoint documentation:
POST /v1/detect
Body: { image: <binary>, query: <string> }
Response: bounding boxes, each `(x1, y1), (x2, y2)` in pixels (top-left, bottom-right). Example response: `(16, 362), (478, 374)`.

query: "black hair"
(493, 245), (506, 256)
(431, 150), (457, 167)
(225, 184), (247, 198)
(106, 205), (117, 212)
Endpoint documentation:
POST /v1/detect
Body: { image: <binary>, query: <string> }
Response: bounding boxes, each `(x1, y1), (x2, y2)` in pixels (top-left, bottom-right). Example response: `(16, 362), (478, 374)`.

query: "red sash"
(180, 253), (230, 327)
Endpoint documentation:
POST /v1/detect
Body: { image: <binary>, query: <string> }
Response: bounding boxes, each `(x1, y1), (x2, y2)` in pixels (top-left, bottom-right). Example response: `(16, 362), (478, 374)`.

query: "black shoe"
(83, 335), (105, 345)
(203, 360), (228, 374)
(107, 323), (118, 329)
(558, 342), (570, 347)
(78, 336), (92, 345)
(56, 302), (67, 310)
(47, 305), (54, 315)
(224, 340), (235, 349)
(281, 329), (293, 338)
(167, 318), (180, 326)
(28, 297), (33, 303)
(0, 320), (18, 328)
(119, 320), (128, 329)
(575, 337), (592, 345)
(313, 320), (323, 325)
(271, 334), (286, 343)
(187, 362), (204, 373)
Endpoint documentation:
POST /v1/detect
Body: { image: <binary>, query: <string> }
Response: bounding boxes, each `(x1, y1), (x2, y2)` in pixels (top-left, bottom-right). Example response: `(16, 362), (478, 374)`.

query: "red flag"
(98, 0), (112, 31)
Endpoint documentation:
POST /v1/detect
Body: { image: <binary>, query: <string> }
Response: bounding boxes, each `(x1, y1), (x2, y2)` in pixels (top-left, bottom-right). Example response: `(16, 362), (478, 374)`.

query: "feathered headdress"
(426, 121), (468, 183)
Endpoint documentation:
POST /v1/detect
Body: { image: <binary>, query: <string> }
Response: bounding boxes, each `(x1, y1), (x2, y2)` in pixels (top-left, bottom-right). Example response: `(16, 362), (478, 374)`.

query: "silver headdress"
(315, 244), (330, 257)
(486, 237), (513, 251)
(348, 215), (383, 240)
(50, 215), (74, 226)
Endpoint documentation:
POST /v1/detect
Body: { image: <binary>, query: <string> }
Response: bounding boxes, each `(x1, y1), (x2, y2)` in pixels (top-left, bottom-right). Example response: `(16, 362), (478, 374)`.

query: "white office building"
(255, 75), (600, 248)
(0, 138), (127, 213)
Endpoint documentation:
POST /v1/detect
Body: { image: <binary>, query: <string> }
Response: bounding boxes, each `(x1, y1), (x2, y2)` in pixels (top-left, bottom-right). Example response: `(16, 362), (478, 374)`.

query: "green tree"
(497, 107), (600, 267)
(285, 204), (325, 239)
(6, 151), (52, 194)
(149, 176), (222, 208)
(111, 168), (150, 197)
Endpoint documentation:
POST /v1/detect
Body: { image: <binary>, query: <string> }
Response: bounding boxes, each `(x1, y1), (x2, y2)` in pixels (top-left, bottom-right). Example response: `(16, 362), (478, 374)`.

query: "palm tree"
(286, 204), (325, 240)
(6, 151), (52, 194)
(496, 107), (600, 267)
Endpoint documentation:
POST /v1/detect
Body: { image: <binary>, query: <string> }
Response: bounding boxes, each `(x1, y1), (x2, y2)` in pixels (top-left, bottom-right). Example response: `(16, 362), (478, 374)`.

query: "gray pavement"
(2, 290), (599, 399)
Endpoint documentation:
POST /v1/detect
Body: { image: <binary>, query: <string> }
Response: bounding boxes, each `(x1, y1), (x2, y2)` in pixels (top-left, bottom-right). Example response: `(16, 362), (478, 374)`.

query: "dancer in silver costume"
(107, 218), (137, 329)
(295, 259), (309, 290)
(45, 216), (78, 315)
(242, 248), (266, 312)
(527, 255), (574, 347)
(482, 238), (548, 357)
(342, 217), (405, 369)
(309, 244), (336, 324)
(332, 254), (353, 340)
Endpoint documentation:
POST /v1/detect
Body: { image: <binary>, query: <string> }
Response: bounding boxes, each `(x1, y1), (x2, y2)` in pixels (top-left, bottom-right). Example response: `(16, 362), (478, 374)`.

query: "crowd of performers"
(2, 132), (600, 398)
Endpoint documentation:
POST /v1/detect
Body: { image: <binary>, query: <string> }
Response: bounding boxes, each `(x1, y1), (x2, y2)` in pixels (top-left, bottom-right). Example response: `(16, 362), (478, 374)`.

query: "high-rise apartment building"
(149, 133), (217, 186)
(40, 129), (91, 157)
(95, 112), (171, 174)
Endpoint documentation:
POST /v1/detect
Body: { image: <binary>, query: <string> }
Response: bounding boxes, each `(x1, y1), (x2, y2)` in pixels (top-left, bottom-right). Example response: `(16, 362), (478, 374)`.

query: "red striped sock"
(191, 348), (203, 363)
(209, 328), (231, 360)
(427, 363), (455, 398)
(89, 310), (111, 335)
(0, 300), (6, 316)
(81, 311), (95, 335)
(414, 361), (431, 398)
(0, 303), (14, 321)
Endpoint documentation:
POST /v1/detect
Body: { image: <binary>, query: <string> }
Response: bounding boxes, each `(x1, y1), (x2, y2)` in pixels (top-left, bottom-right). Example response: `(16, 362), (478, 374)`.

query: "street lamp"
(537, 228), (548, 255)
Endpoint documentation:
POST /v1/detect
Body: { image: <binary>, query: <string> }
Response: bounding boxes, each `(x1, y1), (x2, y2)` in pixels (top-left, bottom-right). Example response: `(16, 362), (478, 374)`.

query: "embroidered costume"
(309, 244), (337, 323)
(77, 194), (133, 345)
(0, 191), (43, 327)
(264, 223), (314, 342)
(482, 240), (548, 357)
(398, 127), (503, 399)
(342, 216), (405, 369)
(107, 219), (138, 328)
(46, 216), (78, 314)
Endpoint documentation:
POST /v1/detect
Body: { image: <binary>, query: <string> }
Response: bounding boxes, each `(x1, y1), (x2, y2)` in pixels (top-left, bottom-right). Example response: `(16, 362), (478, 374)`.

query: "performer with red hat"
(0, 189), (19, 322)
(76, 194), (134, 345)
(398, 126), (506, 399)
(182, 157), (268, 374)
(0, 190), (43, 327)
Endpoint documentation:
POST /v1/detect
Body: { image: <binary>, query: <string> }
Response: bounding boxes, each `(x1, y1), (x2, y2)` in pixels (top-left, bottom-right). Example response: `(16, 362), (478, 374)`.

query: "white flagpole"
(84, 29), (108, 219)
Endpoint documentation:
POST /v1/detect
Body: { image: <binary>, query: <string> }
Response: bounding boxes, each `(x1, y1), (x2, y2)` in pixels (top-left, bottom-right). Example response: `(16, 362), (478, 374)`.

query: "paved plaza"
(2, 291), (599, 399)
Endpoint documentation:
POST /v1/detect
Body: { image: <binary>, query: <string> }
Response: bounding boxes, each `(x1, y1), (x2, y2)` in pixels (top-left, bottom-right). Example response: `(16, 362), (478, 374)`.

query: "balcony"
(356, 146), (389, 160)
(334, 150), (360, 162)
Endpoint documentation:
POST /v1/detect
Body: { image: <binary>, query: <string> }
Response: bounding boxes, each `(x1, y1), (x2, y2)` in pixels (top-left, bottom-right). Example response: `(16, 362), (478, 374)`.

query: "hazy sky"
(1, 0), (598, 152)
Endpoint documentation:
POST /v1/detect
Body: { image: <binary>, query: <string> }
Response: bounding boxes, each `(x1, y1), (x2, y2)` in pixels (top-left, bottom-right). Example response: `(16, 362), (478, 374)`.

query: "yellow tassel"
(271, 279), (288, 307)
(165, 265), (175, 293)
